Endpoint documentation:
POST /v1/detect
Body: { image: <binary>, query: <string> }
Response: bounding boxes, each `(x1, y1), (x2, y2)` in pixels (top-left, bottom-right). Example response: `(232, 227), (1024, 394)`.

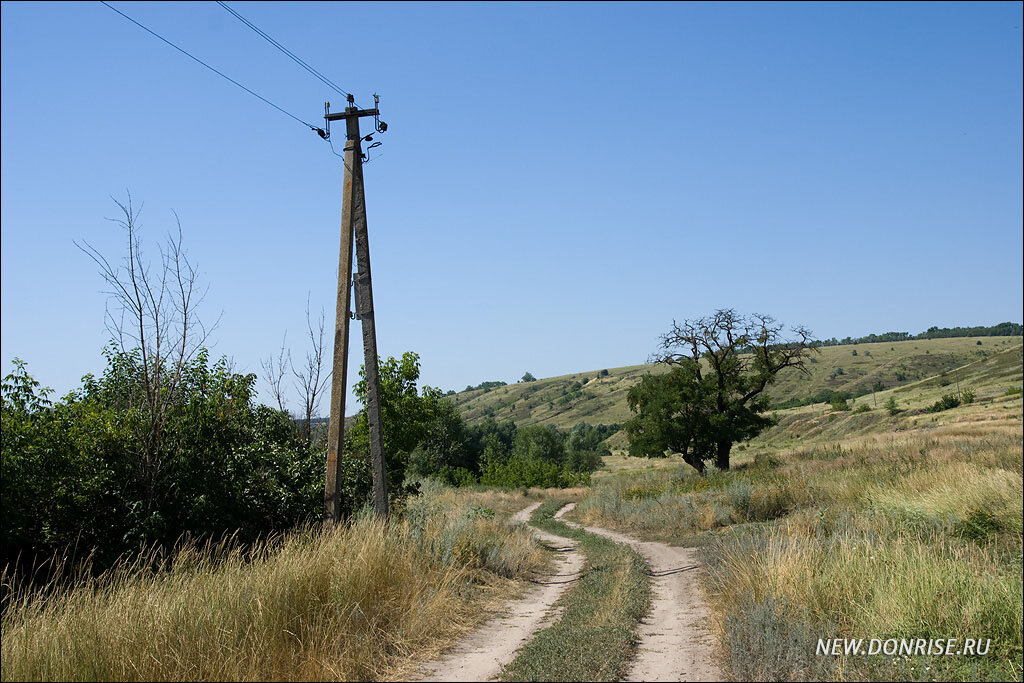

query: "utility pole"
(323, 95), (389, 521)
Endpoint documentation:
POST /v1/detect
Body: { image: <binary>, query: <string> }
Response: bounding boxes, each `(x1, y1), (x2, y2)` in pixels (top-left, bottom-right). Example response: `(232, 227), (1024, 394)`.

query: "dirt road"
(416, 501), (721, 682)
(557, 503), (722, 682)
(416, 502), (583, 682)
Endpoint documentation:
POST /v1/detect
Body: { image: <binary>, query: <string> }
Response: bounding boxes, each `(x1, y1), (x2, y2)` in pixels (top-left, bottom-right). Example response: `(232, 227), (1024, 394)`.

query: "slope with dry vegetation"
(568, 342), (1023, 681)
(451, 336), (1021, 433)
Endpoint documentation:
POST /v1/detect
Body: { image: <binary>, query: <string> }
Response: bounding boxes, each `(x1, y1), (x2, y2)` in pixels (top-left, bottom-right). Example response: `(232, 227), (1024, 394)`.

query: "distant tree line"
(813, 322), (1021, 347)
(463, 380), (508, 392)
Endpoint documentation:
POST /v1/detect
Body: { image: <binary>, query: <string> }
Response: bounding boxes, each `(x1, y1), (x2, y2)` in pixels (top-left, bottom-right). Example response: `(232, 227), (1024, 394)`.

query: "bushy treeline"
(1, 348), (612, 577)
(772, 387), (869, 410)
(462, 380), (508, 392)
(0, 349), (461, 576)
(1, 351), (323, 575)
(409, 418), (618, 489)
(815, 321), (1021, 347)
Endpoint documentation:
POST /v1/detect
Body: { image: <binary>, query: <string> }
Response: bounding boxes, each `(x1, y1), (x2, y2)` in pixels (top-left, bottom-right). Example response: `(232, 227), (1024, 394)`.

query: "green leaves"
(2, 352), (321, 575)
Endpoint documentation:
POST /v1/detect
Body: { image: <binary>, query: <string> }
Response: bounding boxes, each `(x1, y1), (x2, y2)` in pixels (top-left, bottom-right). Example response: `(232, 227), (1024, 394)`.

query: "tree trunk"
(682, 448), (706, 475)
(716, 440), (732, 471)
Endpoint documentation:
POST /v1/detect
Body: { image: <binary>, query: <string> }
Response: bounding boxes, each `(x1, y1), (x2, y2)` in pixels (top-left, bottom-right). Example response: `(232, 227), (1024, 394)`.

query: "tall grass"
(1, 498), (544, 682)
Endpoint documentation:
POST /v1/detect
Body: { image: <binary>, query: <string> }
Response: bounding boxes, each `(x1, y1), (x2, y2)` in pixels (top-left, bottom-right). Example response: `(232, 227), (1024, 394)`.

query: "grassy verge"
(1, 495), (545, 682)
(498, 500), (650, 682)
(575, 423), (1023, 681)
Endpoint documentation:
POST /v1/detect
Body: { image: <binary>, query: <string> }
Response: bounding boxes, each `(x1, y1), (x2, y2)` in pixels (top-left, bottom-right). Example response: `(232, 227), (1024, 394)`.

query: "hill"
(450, 336), (1023, 431)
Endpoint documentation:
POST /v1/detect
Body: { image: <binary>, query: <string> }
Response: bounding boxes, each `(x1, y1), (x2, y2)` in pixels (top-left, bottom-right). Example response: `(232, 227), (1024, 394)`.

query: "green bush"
(885, 396), (900, 416)
(479, 457), (586, 488)
(434, 466), (479, 487)
(954, 507), (1003, 541)
(928, 393), (961, 413)
(853, 404), (871, 414)
(830, 395), (850, 411)
(2, 353), (321, 574)
(961, 387), (976, 404)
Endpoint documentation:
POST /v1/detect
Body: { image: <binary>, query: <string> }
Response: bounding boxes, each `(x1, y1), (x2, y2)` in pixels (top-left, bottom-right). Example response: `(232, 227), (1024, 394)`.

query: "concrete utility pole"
(324, 95), (389, 521)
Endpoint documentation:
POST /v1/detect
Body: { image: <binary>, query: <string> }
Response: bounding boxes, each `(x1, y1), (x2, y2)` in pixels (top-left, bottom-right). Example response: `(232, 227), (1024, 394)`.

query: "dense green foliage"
(1, 342), (613, 576)
(1, 352), (321, 573)
(625, 362), (774, 474)
(407, 414), (615, 489)
(928, 393), (962, 413)
(345, 352), (464, 506)
(830, 394), (851, 411)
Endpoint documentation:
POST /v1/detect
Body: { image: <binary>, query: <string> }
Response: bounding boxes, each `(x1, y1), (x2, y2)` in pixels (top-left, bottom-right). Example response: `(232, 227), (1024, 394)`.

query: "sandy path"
(416, 502), (583, 682)
(557, 503), (722, 682)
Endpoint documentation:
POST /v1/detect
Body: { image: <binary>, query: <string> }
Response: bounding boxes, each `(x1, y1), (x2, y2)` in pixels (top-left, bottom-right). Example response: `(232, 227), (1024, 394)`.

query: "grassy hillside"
(451, 336), (1022, 432)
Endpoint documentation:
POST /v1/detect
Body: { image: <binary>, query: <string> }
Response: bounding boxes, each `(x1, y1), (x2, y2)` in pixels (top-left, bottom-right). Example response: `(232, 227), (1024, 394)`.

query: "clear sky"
(2, 1), (1022, 415)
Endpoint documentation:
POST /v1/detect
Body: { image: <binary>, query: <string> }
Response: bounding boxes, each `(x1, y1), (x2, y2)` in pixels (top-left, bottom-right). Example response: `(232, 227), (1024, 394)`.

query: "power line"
(98, 1), (318, 130)
(216, 1), (353, 102)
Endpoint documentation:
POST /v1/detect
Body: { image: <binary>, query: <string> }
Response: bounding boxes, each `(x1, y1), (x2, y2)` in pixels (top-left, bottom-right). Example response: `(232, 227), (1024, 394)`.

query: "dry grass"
(1, 496), (545, 682)
(414, 479), (580, 519)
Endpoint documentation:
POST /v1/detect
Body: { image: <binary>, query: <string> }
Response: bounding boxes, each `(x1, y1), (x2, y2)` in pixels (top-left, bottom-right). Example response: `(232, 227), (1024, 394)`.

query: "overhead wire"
(215, 1), (353, 102)
(98, 0), (318, 131)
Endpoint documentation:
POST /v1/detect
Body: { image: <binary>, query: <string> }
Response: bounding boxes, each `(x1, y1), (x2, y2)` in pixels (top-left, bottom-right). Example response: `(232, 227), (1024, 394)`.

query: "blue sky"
(2, 1), (1021, 414)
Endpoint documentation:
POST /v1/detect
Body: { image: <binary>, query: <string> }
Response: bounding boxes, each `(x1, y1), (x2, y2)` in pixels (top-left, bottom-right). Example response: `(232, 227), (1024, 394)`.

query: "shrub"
(928, 393), (960, 413)
(434, 466), (478, 487)
(961, 387), (976, 404)
(885, 396), (900, 415)
(720, 594), (835, 682)
(853, 404), (871, 414)
(954, 507), (1003, 541)
(830, 395), (850, 411)
(623, 485), (663, 501)
(479, 457), (587, 488)
(723, 480), (754, 519)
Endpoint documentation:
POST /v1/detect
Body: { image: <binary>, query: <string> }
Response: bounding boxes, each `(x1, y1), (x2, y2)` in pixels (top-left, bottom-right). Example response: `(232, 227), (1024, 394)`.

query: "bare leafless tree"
(653, 310), (816, 398)
(75, 194), (217, 509)
(260, 332), (289, 413)
(291, 296), (331, 443)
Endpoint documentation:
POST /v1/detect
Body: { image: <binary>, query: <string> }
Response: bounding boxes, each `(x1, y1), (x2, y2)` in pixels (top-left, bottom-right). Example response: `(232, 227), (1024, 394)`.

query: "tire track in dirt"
(556, 503), (722, 682)
(415, 502), (583, 682)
